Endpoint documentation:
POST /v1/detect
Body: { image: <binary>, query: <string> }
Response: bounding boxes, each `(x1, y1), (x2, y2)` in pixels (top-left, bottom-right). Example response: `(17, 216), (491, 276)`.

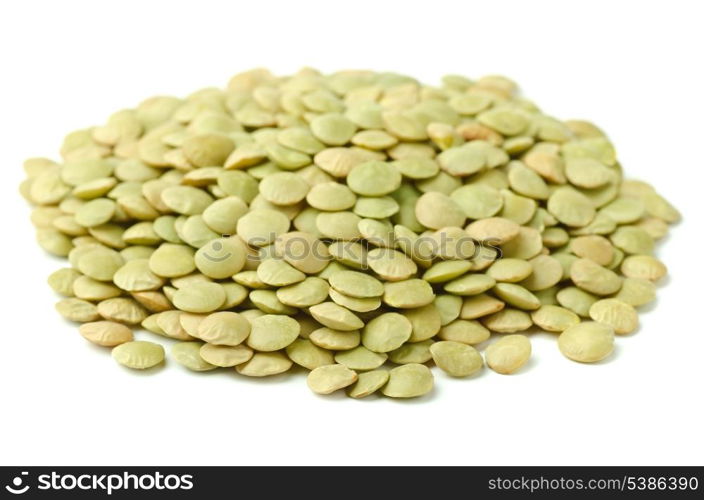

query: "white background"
(0, 0), (702, 466)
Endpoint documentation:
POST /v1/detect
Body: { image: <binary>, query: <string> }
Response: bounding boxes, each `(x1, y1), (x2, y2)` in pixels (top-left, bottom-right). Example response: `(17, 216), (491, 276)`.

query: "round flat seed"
(329, 270), (383, 298)
(347, 370), (389, 398)
(426, 227), (475, 260)
(154, 311), (194, 340)
(274, 231), (331, 274)
(61, 159), (114, 186)
(309, 327), (360, 351)
(352, 129), (397, 150)
(72, 276), (121, 301)
(362, 312), (412, 353)
(79, 321), (133, 346)
(547, 186), (596, 227)
(508, 161), (550, 199)
(404, 304), (443, 342)
(589, 298), (639, 335)
(278, 127), (325, 155)
(501, 226), (543, 260)
(481, 308), (532, 333)
(347, 161), (402, 196)
(75, 198), (116, 227)
(308, 364), (358, 394)
(310, 113), (356, 146)
(277, 277), (329, 308)
(565, 158), (614, 188)
(30, 170), (71, 204)
(635, 217), (669, 240)
(383, 279), (435, 308)
(493, 283), (541, 310)
(194, 237), (247, 279)
(531, 305), (580, 332)
(309, 302), (364, 331)
(56, 298), (100, 322)
(450, 184), (503, 219)
(465, 217), (520, 245)
(76, 247), (124, 281)
(182, 134), (234, 167)
(438, 319), (490, 345)
(200, 344), (253, 367)
(613, 278), (656, 307)
(487, 258), (532, 283)
(367, 248), (417, 281)
(393, 157), (439, 179)
(445, 274), (496, 296)
(286, 339), (334, 370)
(485, 335), (531, 374)
(570, 258), (622, 295)
(161, 186), (214, 215)
(172, 282), (226, 313)
(500, 190), (537, 225)
(149, 244), (196, 278)
(610, 226), (654, 255)
(112, 341), (165, 370)
(306, 182), (356, 211)
(600, 197), (645, 224)
(259, 172), (310, 206)
(218, 170), (259, 202)
(247, 314), (300, 351)
(430, 341), (483, 377)
(415, 192), (465, 230)
(257, 259), (306, 287)
(570, 235), (614, 266)
(249, 290), (297, 315)
(556, 286), (598, 317)
(328, 289), (380, 313)
(335, 346), (387, 371)
(237, 209), (290, 247)
(543, 227), (570, 248)
(558, 321), (614, 363)
(383, 112), (428, 141)
(422, 260), (473, 284)
(48, 267), (82, 296)
(643, 192), (680, 222)
(460, 294), (505, 319)
(197, 311), (251, 346)
(97, 297), (147, 325)
(416, 171), (462, 195)
(358, 218), (395, 247)
(478, 108), (528, 135)
(388, 340), (434, 365)
(381, 363), (434, 399)
(172, 341), (217, 371)
(519, 255), (563, 291)
(354, 196), (399, 219)
(316, 211), (362, 240)
(448, 94), (492, 115)
(202, 197), (248, 234)
(266, 144), (310, 169)
(620, 255), (667, 281)
(437, 143), (486, 176)
(314, 147), (376, 178)
(236, 352), (293, 377)
(327, 242), (367, 269)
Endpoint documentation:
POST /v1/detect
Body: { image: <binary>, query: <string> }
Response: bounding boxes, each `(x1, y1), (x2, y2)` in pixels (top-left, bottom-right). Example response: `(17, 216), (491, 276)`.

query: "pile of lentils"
(20, 68), (679, 399)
